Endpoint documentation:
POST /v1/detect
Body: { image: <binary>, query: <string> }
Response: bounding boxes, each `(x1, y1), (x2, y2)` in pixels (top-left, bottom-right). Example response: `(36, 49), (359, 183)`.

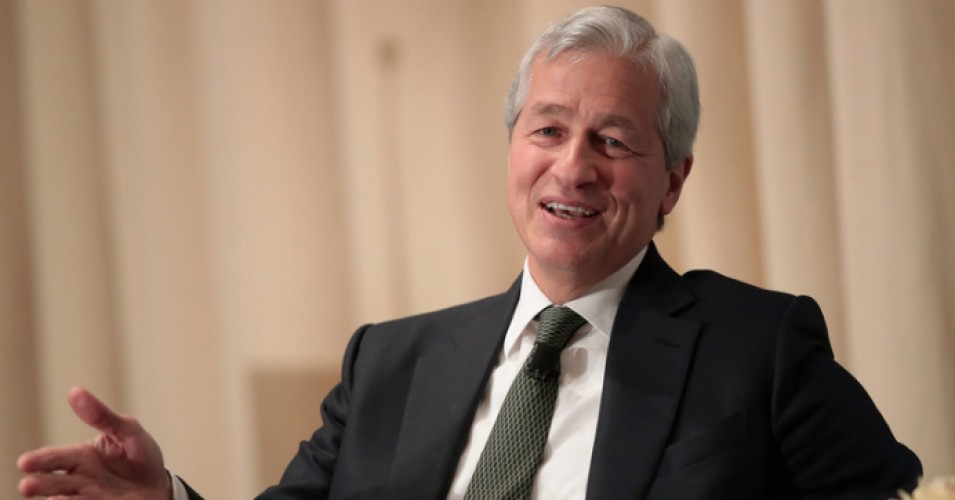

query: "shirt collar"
(503, 246), (648, 356)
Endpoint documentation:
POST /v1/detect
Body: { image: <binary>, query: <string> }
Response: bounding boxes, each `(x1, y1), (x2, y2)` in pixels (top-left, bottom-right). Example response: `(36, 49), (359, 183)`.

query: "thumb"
(67, 386), (131, 436)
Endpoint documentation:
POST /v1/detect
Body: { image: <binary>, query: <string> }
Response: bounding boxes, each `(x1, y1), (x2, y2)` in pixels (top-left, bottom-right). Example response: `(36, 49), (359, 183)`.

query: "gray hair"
(504, 6), (700, 171)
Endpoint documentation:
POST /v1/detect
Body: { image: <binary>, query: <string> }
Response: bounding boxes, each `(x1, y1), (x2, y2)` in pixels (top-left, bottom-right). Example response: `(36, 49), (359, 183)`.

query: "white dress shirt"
(171, 248), (646, 500)
(447, 248), (646, 499)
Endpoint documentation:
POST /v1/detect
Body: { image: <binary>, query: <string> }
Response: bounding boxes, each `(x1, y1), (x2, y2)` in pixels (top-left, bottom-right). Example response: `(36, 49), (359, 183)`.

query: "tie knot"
(535, 305), (587, 349)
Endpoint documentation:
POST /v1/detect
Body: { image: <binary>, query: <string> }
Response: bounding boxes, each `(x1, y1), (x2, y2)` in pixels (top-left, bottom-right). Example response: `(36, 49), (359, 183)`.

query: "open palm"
(18, 386), (171, 499)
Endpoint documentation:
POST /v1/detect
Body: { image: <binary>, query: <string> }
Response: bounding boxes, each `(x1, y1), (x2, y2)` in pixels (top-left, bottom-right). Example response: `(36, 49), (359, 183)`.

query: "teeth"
(545, 202), (597, 219)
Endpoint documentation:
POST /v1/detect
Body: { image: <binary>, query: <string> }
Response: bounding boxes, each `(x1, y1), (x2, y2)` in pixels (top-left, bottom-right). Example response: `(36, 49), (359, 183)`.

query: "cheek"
(611, 172), (667, 214)
(506, 151), (532, 222)
(507, 147), (545, 193)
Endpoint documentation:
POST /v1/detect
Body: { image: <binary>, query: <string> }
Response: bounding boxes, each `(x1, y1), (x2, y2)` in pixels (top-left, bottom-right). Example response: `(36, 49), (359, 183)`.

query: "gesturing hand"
(17, 386), (172, 499)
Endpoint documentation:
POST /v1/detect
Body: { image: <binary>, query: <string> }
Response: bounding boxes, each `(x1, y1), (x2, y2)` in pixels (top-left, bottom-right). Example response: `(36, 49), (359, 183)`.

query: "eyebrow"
(600, 115), (639, 132)
(527, 102), (572, 118)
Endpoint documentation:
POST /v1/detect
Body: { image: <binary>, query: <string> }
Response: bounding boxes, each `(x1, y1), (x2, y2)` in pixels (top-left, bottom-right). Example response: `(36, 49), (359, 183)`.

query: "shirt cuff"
(167, 469), (190, 500)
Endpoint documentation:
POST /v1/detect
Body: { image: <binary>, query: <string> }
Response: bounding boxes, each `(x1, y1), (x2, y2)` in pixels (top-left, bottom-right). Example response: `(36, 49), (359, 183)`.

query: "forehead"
(523, 50), (661, 124)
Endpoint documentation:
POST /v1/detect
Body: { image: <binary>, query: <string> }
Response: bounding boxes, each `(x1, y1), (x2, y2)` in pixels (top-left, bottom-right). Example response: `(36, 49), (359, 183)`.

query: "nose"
(551, 133), (599, 188)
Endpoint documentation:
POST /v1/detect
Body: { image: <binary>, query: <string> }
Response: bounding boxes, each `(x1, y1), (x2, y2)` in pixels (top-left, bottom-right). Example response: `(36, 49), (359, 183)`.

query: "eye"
(603, 136), (627, 148)
(595, 134), (636, 158)
(528, 126), (563, 146)
(536, 127), (559, 137)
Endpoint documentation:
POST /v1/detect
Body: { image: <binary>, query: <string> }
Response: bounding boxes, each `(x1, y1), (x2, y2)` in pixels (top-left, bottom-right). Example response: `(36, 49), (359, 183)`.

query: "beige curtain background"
(2, 0), (952, 497)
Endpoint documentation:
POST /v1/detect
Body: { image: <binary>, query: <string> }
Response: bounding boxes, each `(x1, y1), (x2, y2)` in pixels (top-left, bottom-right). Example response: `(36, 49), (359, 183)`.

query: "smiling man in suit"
(18, 6), (921, 500)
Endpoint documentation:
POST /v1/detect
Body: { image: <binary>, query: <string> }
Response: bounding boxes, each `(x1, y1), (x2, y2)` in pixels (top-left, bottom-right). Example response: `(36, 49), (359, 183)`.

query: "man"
(18, 6), (921, 499)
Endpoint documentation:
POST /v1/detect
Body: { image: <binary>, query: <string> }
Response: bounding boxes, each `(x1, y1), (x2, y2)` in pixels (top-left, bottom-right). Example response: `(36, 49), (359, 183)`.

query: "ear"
(660, 155), (693, 216)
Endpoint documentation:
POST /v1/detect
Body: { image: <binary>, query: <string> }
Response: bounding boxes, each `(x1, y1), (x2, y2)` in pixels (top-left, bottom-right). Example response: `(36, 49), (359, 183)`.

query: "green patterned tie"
(464, 305), (588, 500)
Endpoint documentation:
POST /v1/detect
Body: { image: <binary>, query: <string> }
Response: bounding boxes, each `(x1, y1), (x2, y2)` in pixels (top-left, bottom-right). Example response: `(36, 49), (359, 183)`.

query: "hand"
(17, 386), (172, 499)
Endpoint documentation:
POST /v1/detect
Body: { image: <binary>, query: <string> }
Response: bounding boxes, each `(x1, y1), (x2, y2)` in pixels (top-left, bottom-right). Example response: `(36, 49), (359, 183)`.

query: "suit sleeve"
(772, 296), (922, 499)
(254, 324), (370, 500)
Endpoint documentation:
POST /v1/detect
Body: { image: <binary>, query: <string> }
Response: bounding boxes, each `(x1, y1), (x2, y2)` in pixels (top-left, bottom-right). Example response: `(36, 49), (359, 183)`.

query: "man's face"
(507, 51), (690, 298)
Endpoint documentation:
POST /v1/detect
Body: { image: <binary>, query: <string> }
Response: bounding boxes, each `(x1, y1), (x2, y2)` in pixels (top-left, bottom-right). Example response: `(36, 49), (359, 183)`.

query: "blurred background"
(1, 0), (953, 497)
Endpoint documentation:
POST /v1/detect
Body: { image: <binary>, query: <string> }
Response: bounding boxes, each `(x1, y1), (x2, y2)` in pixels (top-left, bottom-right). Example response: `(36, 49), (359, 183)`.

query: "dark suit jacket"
(190, 243), (920, 499)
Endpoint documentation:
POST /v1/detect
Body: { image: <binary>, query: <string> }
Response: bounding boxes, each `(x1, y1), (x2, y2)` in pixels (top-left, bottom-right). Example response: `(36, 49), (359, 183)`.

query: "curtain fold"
(743, 0), (846, 356)
(11, 0), (123, 444)
(824, 0), (955, 475)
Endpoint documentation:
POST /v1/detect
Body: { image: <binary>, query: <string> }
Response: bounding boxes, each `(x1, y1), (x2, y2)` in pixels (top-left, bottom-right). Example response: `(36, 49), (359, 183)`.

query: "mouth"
(542, 202), (598, 220)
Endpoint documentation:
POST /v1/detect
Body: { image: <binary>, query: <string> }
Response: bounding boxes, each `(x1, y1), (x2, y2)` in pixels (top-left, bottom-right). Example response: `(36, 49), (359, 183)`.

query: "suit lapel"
(388, 278), (521, 500)
(587, 244), (701, 500)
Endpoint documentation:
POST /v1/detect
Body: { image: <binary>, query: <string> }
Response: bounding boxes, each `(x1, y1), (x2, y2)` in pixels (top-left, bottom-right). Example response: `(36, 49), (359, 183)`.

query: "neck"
(528, 264), (611, 305)
(527, 246), (650, 304)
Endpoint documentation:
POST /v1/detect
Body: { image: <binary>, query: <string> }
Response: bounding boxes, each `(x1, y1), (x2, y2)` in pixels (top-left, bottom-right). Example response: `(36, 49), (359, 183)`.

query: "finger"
(67, 385), (129, 436)
(17, 471), (82, 497)
(17, 443), (86, 473)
